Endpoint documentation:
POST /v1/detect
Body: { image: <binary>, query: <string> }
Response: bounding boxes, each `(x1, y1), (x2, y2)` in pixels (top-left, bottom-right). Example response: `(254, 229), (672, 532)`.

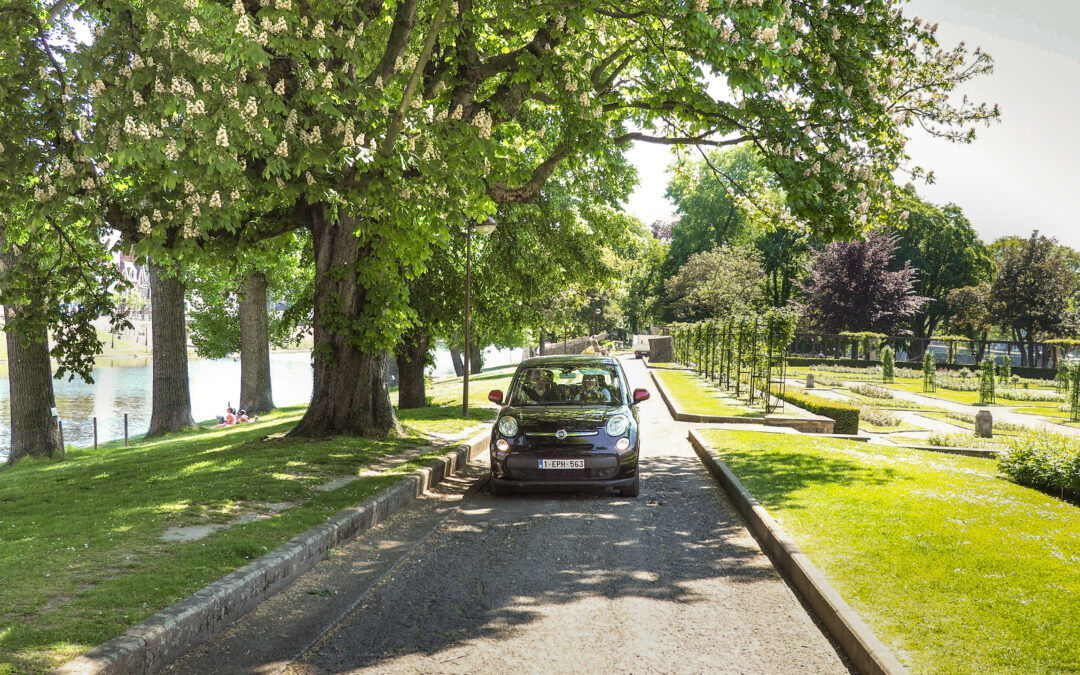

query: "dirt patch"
(161, 502), (299, 542)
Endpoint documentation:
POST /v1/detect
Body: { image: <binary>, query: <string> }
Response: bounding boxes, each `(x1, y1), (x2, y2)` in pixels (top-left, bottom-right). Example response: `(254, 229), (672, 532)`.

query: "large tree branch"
(613, 131), (754, 147)
(365, 0), (419, 86)
(487, 140), (573, 204)
(379, 0), (453, 156)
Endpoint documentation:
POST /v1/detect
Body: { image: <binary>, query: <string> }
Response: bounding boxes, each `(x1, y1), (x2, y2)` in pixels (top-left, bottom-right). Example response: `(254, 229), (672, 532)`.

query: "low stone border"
(688, 430), (908, 675)
(892, 444), (1000, 459)
(642, 357), (692, 370)
(650, 370), (837, 434)
(57, 430), (492, 675)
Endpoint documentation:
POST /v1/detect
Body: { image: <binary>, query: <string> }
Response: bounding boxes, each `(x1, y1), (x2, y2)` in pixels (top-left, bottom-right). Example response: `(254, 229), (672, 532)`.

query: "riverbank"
(0, 369), (513, 674)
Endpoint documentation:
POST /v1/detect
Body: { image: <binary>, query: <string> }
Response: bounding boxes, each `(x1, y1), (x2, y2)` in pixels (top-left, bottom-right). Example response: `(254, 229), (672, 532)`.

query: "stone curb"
(56, 430), (492, 675)
(649, 370), (840, 435)
(892, 444), (1000, 459)
(687, 429), (908, 675)
(641, 357), (692, 371)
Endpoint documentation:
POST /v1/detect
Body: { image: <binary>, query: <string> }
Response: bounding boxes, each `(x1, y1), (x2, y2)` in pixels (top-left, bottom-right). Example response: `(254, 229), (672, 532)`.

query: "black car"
(487, 355), (650, 498)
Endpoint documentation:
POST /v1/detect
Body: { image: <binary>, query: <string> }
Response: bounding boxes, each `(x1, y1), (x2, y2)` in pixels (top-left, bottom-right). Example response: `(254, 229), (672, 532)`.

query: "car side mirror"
(632, 388), (650, 404)
(488, 390), (504, 405)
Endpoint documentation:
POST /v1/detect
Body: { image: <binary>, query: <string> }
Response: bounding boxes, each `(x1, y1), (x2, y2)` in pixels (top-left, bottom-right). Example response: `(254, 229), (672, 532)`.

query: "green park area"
(6, 2), (1080, 673)
(0, 370), (509, 674)
(697, 430), (1080, 674)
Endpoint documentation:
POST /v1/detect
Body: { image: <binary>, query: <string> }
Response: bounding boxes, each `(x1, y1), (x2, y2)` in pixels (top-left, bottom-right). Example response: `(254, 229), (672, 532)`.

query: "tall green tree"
(664, 245), (765, 321)
(991, 231), (1079, 367)
(946, 283), (994, 362)
(890, 190), (993, 357)
(663, 144), (773, 276)
(186, 232), (313, 413)
(77, 0), (997, 438)
(1, 3), (126, 463)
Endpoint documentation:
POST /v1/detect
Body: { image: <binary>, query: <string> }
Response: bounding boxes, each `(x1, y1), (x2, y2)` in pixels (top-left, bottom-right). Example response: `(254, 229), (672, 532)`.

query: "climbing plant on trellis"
(669, 309), (797, 414)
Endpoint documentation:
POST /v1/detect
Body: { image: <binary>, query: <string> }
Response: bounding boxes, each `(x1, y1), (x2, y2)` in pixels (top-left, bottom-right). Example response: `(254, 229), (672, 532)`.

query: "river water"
(0, 345), (523, 461)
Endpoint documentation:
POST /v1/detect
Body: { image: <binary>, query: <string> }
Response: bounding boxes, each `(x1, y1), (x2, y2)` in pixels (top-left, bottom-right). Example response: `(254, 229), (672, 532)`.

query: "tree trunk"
(289, 212), (400, 438)
(146, 262), (196, 437)
(4, 305), (63, 463)
(469, 340), (483, 374)
(538, 327), (546, 356)
(395, 329), (429, 409)
(450, 347), (464, 376)
(238, 272), (275, 415)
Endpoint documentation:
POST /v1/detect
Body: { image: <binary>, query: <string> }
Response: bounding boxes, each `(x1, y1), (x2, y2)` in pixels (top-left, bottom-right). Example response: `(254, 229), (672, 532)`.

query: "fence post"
(93, 417), (98, 452)
(124, 413), (129, 447)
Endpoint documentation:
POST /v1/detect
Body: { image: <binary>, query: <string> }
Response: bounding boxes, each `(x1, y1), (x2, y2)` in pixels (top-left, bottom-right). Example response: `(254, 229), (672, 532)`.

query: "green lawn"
(652, 370), (764, 418)
(1009, 405), (1074, 420)
(697, 430), (1080, 674)
(0, 395), (497, 674)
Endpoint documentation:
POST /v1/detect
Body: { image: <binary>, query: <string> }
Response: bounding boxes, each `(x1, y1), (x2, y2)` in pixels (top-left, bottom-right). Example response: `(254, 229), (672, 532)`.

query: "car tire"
(490, 481), (510, 497)
(619, 475), (640, 498)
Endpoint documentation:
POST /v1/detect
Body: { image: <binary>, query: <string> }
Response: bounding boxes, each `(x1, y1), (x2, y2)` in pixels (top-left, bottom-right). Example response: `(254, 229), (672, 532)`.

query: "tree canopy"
(798, 229), (927, 334)
(3, 0), (1000, 438)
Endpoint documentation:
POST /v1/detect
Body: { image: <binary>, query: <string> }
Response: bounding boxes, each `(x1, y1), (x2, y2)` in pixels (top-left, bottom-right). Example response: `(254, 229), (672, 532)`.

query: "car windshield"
(508, 365), (623, 406)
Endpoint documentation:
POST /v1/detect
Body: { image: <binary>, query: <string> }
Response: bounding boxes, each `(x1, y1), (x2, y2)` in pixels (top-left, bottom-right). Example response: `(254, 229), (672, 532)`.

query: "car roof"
(517, 355), (619, 369)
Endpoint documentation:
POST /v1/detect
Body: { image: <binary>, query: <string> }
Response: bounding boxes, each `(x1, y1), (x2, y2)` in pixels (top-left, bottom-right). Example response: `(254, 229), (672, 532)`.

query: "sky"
(623, 0), (1080, 250)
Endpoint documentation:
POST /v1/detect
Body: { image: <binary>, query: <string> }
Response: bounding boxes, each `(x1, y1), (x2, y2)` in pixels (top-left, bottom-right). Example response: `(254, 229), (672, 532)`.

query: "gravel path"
(281, 357), (849, 674)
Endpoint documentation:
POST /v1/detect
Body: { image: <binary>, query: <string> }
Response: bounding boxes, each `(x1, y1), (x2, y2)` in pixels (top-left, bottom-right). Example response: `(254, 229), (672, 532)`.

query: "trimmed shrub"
(979, 358), (996, 404)
(881, 346), (895, 383)
(775, 389), (860, 434)
(999, 356), (1012, 381)
(999, 431), (1080, 501)
(922, 351), (936, 392)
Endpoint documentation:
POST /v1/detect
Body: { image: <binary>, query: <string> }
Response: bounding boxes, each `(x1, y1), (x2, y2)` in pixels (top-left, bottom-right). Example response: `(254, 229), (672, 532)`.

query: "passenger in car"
(577, 374), (613, 404)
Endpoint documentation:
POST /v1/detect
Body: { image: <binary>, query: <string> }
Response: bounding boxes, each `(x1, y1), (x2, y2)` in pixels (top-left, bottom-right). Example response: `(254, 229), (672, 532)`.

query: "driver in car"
(576, 374), (613, 404)
(521, 369), (561, 403)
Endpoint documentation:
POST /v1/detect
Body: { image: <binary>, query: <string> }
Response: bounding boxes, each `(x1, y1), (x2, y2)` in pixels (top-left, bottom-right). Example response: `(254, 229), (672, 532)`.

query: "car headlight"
(497, 416), (519, 437)
(606, 414), (630, 436)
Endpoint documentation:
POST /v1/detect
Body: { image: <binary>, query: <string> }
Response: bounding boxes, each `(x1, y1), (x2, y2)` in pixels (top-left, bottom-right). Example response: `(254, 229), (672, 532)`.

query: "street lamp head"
(474, 216), (498, 236)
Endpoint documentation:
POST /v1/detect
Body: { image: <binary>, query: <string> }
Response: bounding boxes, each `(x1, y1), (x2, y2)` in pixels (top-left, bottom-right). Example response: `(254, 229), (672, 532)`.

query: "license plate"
(538, 459), (585, 470)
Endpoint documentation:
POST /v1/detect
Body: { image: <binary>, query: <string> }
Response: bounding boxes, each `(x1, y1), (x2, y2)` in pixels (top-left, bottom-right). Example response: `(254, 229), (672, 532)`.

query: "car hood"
(505, 405), (619, 433)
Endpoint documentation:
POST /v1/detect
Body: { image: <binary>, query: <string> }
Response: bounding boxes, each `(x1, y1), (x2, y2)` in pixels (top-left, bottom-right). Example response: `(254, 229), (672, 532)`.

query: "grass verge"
(0, 394), (498, 674)
(697, 429), (1080, 674)
(651, 370), (764, 418)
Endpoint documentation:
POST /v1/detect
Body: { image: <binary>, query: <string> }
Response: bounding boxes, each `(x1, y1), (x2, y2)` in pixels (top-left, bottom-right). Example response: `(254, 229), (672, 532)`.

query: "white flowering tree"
(75, 0), (996, 438)
(0, 3), (128, 462)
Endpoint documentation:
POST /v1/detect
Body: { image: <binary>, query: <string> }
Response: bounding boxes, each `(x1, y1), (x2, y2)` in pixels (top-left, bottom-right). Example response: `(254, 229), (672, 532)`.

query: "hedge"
(786, 357), (1056, 381)
(774, 388), (861, 434)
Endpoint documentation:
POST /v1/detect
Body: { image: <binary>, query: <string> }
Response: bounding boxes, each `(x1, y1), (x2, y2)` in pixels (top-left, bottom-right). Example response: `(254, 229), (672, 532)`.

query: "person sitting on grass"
(237, 409), (260, 423)
(211, 407), (237, 428)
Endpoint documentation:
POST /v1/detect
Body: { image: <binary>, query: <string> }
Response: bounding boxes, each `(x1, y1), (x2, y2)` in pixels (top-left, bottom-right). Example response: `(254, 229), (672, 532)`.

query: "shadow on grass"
(710, 443), (903, 510)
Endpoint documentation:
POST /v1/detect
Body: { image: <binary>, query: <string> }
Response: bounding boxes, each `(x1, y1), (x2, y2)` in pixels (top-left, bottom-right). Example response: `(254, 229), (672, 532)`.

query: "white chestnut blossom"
(274, 139), (289, 157)
(275, 80), (286, 96)
(209, 191), (222, 207)
(312, 20), (325, 38)
(216, 126), (229, 147)
(138, 216), (153, 234)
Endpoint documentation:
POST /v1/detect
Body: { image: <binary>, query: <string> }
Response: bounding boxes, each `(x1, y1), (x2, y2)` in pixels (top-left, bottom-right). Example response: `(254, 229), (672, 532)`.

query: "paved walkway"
(840, 381), (1080, 438)
(168, 357), (851, 674)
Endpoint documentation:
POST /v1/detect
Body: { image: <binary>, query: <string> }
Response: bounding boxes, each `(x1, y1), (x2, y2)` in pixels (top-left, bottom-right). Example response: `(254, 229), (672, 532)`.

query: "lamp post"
(463, 216), (497, 417)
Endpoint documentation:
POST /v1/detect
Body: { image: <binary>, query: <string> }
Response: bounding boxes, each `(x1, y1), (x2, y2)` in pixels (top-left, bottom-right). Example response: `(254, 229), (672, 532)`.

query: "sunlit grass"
(652, 370), (764, 418)
(698, 430), (1080, 674)
(0, 399), (491, 674)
